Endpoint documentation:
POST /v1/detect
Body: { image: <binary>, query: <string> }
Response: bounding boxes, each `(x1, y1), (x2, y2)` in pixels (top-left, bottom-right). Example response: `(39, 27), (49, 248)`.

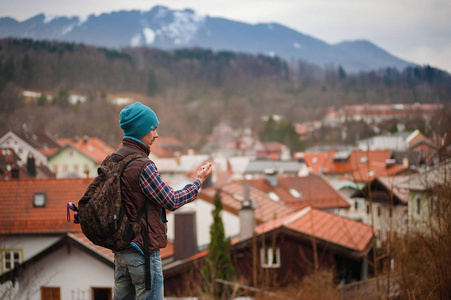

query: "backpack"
(72, 153), (147, 251)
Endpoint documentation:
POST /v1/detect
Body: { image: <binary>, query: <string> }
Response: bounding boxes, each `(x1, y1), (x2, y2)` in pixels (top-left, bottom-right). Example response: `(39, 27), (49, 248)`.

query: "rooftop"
(240, 174), (350, 209)
(255, 206), (374, 253)
(0, 178), (90, 234)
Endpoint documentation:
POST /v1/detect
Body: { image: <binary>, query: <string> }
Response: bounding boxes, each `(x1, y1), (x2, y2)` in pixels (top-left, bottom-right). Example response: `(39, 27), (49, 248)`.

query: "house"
(357, 132), (412, 151)
(0, 147), (54, 179)
(349, 150), (412, 183)
(49, 136), (115, 178)
(256, 141), (291, 160)
(396, 160), (451, 227)
(165, 182), (297, 249)
(163, 205), (375, 298)
(0, 177), (113, 298)
(321, 149), (412, 185)
(239, 173), (350, 213)
(0, 177), (175, 299)
(0, 148), (21, 175)
(0, 131), (60, 167)
(323, 103), (443, 127)
(351, 176), (410, 241)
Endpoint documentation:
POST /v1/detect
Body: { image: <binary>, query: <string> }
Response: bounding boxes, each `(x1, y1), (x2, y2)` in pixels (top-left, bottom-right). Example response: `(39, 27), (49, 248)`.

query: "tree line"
(0, 37), (450, 149)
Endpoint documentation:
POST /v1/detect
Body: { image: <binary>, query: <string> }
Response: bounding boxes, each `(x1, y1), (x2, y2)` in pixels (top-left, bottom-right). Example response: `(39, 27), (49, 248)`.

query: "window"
(416, 196), (422, 216)
(2, 249), (22, 272)
(63, 164), (68, 173)
(41, 287), (61, 300)
(68, 149), (74, 157)
(92, 287), (113, 300)
(260, 247), (281, 268)
(366, 204), (370, 214)
(354, 201), (359, 210)
(73, 164), (78, 173)
(52, 165), (58, 174)
(377, 206), (381, 217)
(34, 193), (46, 207)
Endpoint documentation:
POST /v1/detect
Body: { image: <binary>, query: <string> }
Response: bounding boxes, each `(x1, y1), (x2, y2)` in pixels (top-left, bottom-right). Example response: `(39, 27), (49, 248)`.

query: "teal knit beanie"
(120, 102), (159, 139)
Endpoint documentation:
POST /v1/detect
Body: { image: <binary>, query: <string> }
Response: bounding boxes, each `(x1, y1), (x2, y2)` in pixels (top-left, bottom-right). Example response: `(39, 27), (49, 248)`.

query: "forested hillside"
(1, 38), (450, 147)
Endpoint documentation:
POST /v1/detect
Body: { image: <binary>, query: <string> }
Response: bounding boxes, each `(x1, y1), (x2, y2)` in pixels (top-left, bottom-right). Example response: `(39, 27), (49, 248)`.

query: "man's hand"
(196, 162), (213, 183)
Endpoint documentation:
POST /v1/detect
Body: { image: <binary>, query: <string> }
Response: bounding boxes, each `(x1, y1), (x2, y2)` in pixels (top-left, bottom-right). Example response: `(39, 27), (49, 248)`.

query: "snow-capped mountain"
(0, 6), (414, 72)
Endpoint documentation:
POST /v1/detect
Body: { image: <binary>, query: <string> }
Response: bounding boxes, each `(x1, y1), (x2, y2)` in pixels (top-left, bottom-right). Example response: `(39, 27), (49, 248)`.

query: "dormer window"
(34, 193), (46, 207)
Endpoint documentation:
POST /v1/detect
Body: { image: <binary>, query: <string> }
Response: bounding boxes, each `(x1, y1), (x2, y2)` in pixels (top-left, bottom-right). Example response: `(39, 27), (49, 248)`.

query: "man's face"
(141, 127), (159, 148)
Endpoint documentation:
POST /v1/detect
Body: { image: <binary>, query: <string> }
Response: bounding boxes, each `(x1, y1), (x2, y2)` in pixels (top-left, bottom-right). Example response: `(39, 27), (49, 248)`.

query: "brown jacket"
(113, 138), (167, 253)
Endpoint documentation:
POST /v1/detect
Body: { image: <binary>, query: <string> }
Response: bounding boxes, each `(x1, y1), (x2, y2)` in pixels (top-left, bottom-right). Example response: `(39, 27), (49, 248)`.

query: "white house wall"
(1, 235), (61, 275)
(166, 198), (240, 248)
(0, 132), (48, 166)
(16, 243), (113, 300)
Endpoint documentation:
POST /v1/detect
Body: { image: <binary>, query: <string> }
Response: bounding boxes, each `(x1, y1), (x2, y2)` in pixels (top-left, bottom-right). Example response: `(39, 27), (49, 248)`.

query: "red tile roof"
(255, 206), (374, 253)
(349, 150), (408, 182)
(322, 150), (353, 174)
(150, 137), (185, 158)
(199, 182), (297, 225)
(0, 178), (91, 234)
(297, 152), (329, 174)
(321, 149), (409, 183)
(1, 177), (176, 262)
(239, 174), (350, 210)
(57, 137), (115, 163)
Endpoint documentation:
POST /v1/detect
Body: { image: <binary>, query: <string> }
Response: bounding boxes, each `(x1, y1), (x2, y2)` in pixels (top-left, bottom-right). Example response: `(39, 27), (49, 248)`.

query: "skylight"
(268, 192), (280, 202)
(289, 189), (302, 199)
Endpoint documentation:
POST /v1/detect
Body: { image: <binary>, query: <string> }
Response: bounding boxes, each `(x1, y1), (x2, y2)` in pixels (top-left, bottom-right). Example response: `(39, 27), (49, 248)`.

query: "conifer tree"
(201, 190), (235, 299)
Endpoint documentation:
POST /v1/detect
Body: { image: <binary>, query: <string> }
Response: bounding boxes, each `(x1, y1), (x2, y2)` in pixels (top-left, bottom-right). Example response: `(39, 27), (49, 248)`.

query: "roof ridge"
(283, 206), (311, 226)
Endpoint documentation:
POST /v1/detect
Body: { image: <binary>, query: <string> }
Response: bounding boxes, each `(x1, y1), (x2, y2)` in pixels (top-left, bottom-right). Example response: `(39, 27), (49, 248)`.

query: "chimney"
(402, 157), (409, 168)
(11, 166), (20, 179)
(239, 185), (255, 241)
(174, 212), (198, 260)
(27, 154), (36, 177)
(264, 168), (278, 187)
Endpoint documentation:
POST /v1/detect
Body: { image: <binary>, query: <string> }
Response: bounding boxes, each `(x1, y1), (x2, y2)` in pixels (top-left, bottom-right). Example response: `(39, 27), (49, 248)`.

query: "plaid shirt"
(139, 161), (202, 211)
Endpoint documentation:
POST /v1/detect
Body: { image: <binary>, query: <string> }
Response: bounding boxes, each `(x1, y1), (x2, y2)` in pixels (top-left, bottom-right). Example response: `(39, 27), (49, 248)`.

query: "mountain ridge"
(0, 6), (415, 72)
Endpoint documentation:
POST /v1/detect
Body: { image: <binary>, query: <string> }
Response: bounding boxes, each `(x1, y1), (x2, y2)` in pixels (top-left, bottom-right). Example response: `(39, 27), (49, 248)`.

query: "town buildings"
(0, 125), (447, 298)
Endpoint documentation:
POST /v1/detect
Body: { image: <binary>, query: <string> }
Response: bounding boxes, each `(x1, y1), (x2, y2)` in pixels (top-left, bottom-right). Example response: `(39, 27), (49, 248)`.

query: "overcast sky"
(2, 0), (451, 72)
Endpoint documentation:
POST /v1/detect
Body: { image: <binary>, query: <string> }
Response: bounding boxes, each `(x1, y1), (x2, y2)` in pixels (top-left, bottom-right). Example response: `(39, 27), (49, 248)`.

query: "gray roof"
(245, 160), (305, 174)
(397, 160), (451, 191)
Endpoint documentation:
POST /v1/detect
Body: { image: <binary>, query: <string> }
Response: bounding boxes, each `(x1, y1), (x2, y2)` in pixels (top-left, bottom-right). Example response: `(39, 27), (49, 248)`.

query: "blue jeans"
(113, 248), (164, 300)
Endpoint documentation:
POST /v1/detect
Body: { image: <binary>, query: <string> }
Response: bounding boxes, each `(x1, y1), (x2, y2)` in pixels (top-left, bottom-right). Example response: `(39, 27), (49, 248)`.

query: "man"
(112, 102), (212, 300)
